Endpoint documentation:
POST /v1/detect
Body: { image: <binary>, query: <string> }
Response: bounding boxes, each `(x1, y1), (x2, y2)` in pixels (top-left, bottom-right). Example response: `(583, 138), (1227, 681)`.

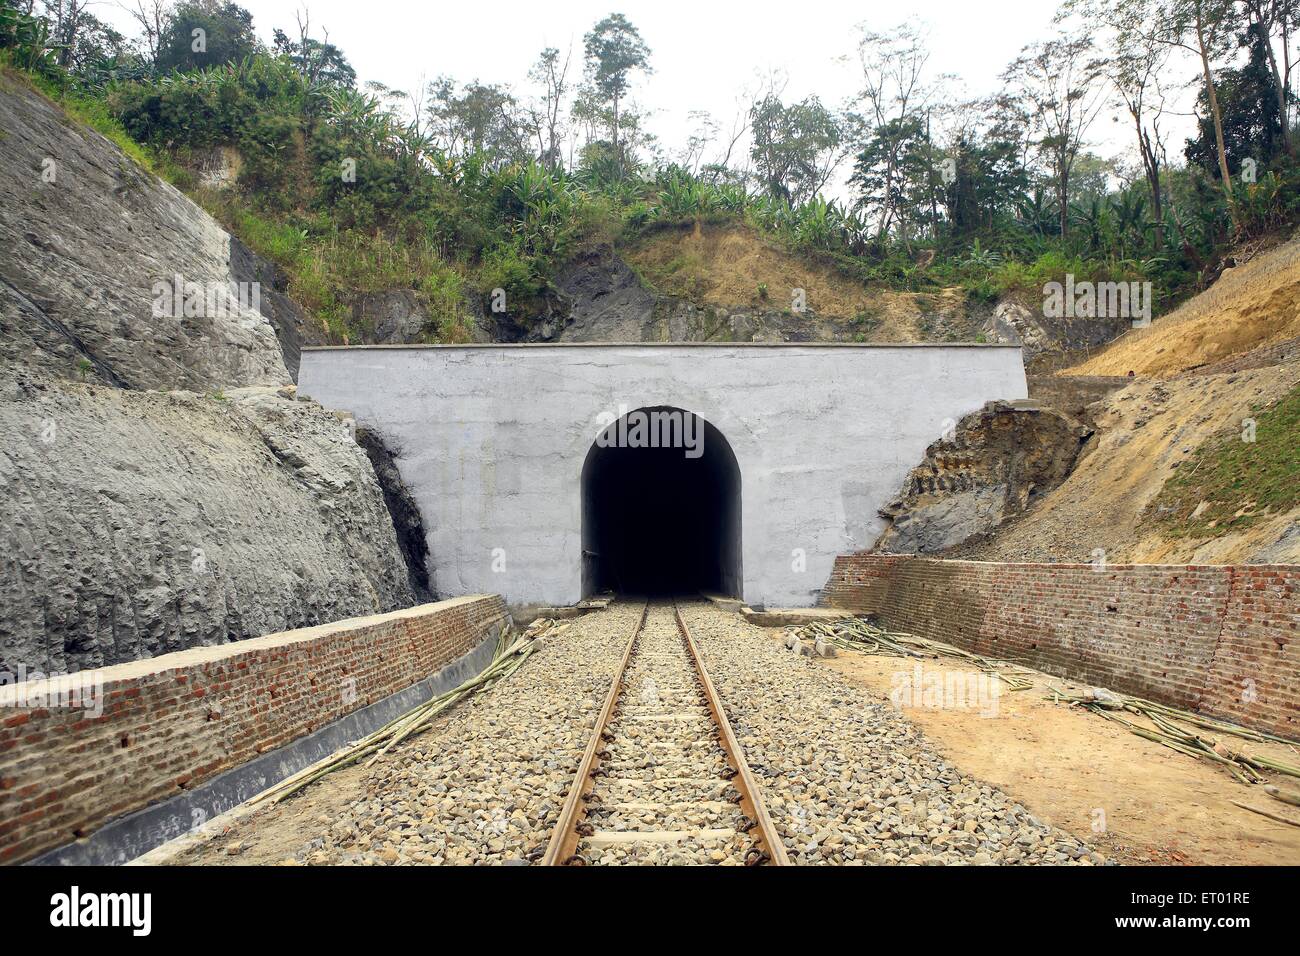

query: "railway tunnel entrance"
(581, 407), (742, 599)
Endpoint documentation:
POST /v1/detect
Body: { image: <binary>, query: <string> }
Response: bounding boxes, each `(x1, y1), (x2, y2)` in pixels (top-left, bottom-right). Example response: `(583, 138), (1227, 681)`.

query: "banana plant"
(793, 197), (840, 249)
(651, 172), (703, 220)
(713, 183), (749, 214)
(0, 6), (59, 78)
(1108, 193), (1147, 259)
(1015, 187), (1057, 237)
(1069, 198), (1110, 253)
(961, 238), (1003, 269)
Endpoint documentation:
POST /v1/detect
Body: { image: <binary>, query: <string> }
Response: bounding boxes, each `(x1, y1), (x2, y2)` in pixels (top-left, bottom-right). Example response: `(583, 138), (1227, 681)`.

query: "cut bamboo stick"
(250, 617), (567, 804)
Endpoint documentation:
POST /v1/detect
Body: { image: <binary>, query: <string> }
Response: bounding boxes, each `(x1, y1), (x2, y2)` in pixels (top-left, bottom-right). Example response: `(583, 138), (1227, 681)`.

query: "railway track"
(542, 600), (788, 866)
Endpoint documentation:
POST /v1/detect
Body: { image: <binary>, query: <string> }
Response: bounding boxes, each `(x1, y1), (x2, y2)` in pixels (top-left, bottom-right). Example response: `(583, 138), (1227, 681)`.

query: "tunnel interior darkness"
(581, 408), (742, 598)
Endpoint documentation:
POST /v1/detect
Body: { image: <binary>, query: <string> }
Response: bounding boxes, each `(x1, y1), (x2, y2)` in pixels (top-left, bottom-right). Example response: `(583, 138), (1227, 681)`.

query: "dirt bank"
(815, 637), (1300, 866)
(950, 361), (1300, 564)
(1067, 236), (1300, 378)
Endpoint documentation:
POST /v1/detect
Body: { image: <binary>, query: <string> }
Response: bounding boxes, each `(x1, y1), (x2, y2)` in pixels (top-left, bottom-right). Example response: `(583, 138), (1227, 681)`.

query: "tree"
(155, 0), (257, 72)
(1069, 151), (1121, 204)
(1003, 35), (1105, 239)
(41, 0), (94, 68)
(851, 115), (930, 239)
(1156, 0), (1241, 226)
(748, 93), (845, 204)
(940, 132), (1028, 240)
(680, 109), (719, 175)
(1068, 0), (1175, 246)
(582, 13), (650, 166)
(703, 78), (762, 182)
(525, 46), (571, 171)
(1242, 0), (1295, 154)
(121, 0), (167, 62)
(426, 76), (529, 169)
(849, 23), (947, 239)
(1274, 0), (1300, 139)
(272, 11), (355, 90)
(1185, 21), (1286, 174)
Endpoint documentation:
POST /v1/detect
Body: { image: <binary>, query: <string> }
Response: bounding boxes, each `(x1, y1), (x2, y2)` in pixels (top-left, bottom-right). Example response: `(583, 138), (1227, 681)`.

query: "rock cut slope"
(0, 75), (304, 389)
(0, 77), (418, 673)
(0, 373), (414, 673)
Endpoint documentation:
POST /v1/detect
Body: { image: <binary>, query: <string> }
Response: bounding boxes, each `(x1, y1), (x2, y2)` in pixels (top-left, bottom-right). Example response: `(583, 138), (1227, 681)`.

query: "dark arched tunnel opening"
(581, 407), (742, 598)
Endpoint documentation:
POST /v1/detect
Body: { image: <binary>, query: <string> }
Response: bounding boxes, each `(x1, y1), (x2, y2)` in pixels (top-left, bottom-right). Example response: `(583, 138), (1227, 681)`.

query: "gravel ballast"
(176, 600), (1098, 866)
(177, 602), (642, 865)
(578, 602), (753, 865)
(681, 602), (1101, 865)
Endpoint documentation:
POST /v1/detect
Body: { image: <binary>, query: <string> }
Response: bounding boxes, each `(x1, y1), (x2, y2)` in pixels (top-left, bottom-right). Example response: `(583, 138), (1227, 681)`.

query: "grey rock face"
(545, 248), (979, 344)
(357, 427), (433, 601)
(880, 485), (1013, 553)
(982, 299), (1131, 359)
(355, 290), (431, 345)
(227, 236), (315, 381)
(544, 248), (816, 343)
(0, 371), (414, 674)
(551, 248), (659, 341)
(0, 80), (289, 391)
(876, 401), (1090, 554)
(0, 81), (426, 675)
(350, 289), (496, 346)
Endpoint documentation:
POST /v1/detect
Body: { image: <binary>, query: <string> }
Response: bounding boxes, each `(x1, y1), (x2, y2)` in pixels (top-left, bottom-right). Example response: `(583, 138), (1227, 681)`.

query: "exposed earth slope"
(615, 222), (977, 343)
(949, 364), (1300, 563)
(1067, 238), (1300, 378)
(938, 234), (1300, 564)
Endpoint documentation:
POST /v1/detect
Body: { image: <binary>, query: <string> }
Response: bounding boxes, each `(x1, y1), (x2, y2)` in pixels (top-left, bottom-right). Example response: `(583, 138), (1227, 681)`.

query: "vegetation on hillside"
(1148, 383), (1300, 536)
(3, 0), (1300, 343)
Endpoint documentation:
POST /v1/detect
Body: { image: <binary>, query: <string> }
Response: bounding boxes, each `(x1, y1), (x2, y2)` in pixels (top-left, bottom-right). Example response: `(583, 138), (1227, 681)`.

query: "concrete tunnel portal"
(296, 343), (1029, 608)
(581, 407), (742, 599)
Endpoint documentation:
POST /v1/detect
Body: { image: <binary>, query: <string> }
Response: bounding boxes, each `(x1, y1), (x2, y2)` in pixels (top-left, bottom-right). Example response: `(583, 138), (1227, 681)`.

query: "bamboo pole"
(250, 617), (569, 804)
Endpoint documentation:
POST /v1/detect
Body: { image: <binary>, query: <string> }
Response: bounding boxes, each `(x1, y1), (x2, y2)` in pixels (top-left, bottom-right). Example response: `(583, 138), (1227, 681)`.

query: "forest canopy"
(3, 0), (1298, 341)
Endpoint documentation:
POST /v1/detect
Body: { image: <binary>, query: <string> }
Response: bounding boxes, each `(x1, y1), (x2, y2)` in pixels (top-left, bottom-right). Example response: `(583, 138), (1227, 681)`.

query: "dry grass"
(620, 222), (974, 340)
(623, 222), (873, 315)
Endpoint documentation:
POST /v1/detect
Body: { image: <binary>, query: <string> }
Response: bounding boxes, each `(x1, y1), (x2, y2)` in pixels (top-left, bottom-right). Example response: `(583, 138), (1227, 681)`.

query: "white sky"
(98, 0), (1206, 187)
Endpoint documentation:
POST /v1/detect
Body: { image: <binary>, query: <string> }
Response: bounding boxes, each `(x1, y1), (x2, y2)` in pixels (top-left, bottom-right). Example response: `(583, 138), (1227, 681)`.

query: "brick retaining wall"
(822, 555), (1298, 739)
(0, 595), (508, 864)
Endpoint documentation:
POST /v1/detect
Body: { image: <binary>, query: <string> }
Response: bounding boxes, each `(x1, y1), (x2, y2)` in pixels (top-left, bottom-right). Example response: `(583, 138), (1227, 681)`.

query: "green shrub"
(420, 263), (468, 341)
(478, 243), (542, 313)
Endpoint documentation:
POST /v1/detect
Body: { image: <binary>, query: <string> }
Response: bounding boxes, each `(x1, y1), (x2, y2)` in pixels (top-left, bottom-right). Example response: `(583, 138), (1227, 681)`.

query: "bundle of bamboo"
(790, 615), (1300, 813)
(786, 617), (1035, 691)
(1048, 686), (1300, 787)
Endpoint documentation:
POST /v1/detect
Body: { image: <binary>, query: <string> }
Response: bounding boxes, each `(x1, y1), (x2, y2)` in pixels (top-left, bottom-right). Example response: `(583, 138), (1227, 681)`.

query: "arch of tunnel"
(299, 343), (1026, 609)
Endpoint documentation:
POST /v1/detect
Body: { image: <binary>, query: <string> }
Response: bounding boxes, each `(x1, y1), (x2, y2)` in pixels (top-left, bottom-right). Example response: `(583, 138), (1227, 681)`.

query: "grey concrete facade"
(300, 344), (1027, 608)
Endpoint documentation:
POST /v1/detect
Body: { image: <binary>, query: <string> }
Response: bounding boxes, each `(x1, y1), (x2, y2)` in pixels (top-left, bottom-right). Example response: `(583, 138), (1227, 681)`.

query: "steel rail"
(674, 603), (789, 866)
(540, 601), (647, 866)
(542, 600), (787, 866)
